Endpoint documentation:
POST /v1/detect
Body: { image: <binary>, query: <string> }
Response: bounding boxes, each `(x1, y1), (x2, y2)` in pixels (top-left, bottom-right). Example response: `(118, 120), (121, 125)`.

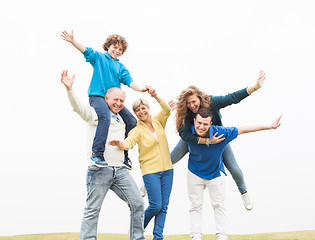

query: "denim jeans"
(80, 166), (145, 240)
(170, 139), (247, 194)
(143, 169), (174, 240)
(116, 106), (137, 159)
(89, 96), (110, 155)
(89, 96), (137, 155)
(170, 138), (189, 165)
(222, 143), (247, 194)
(119, 107), (137, 138)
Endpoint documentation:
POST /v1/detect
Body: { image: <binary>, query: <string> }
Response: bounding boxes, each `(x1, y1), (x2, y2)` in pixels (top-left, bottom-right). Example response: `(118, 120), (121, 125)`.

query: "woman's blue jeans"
(143, 169), (174, 240)
(171, 139), (247, 194)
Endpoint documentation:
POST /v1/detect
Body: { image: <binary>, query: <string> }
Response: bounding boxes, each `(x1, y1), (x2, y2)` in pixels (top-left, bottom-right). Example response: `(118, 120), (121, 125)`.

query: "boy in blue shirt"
(62, 30), (148, 169)
(187, 107), (281, 240)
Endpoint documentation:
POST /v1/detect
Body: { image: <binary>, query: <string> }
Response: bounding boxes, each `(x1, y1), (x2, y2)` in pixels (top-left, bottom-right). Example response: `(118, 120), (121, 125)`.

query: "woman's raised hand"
(254, 70), (266, 90)
(147, 86), (157, 97)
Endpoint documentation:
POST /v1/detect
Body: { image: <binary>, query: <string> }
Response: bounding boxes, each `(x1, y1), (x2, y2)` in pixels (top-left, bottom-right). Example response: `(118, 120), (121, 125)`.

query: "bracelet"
(205, 138), (211, 147)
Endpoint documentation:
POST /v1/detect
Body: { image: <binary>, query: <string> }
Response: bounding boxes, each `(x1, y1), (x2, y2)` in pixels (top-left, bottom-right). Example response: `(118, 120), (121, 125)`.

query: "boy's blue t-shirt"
(187, 125), (238, 180)
(83, 47), (134, 97)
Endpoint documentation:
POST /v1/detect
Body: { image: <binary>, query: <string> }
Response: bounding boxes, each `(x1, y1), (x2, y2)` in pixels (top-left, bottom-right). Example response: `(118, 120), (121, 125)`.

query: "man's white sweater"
(67, 90), (125, 166)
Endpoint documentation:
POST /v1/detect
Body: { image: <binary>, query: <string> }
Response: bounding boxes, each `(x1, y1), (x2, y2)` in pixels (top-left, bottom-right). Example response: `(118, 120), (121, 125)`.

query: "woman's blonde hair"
(132, 98), (150, 112)
(175, 85), (211, 131)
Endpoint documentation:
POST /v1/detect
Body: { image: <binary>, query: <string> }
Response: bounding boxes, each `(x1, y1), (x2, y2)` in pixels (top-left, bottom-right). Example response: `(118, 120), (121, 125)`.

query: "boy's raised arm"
(61, 30), (86, 53)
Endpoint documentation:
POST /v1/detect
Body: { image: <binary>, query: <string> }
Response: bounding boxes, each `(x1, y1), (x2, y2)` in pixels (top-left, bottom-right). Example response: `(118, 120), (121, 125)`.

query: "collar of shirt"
(105, 52), (119, 61)
(110, 110), (123, 123)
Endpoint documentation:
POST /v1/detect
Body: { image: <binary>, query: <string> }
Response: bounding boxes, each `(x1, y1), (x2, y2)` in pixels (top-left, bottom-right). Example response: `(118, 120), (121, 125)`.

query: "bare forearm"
(238, 115), (282, 135)
(247, 86), (258, 95)
(238, 125), (272, 135)
(117, 140), (124, 149)
(129, 81), (146, 92)
(71, 39), (86, 53)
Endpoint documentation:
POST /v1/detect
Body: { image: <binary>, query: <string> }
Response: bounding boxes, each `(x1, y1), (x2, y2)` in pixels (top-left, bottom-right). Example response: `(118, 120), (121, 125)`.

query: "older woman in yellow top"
(109, 87), (174, 240)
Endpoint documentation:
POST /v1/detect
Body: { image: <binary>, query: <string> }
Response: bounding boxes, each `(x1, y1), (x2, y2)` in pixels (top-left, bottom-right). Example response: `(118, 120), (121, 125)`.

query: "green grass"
(0, 231), (314, 240)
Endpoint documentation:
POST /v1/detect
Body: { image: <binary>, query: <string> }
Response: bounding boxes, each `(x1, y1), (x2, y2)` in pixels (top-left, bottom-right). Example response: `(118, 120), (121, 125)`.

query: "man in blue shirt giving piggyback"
(186, 107), (282, 240)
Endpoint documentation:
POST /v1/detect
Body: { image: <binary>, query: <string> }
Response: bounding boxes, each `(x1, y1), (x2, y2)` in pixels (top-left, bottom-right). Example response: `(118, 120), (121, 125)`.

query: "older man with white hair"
(61, 70), (145, 240)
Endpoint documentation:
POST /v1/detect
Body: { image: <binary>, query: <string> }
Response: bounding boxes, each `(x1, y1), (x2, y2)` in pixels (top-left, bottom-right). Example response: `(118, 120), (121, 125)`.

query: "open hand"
(168, 100), (176, 111)
(271, 115), (282, 129)
(209, 132), (225, 144)
(108, 140), (120, 146)
(254, 70), (266, 90)
(61, 70), (75, 91)
(61, 30), (74, 43)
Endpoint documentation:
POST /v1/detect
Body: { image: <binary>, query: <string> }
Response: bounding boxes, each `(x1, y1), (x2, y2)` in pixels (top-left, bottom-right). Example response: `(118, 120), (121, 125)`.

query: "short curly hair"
(102, 34), (128, 54)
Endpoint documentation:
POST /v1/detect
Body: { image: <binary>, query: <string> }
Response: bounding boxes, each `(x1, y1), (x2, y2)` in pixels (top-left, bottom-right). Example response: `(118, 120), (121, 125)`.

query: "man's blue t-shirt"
(83, 48), (133, 97)
(187, 125), (238, 180)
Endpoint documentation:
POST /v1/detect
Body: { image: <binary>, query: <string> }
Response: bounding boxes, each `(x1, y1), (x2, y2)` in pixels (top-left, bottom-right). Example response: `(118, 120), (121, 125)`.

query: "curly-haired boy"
(62, 30), (147, 169)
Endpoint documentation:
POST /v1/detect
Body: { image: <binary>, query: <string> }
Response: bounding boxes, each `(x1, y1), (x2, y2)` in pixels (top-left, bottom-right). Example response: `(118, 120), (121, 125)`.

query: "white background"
(1, 0), (314, 236)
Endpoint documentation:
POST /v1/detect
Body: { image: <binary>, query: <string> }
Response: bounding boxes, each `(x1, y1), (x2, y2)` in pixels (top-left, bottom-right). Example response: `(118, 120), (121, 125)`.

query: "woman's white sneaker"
(241, 192), (253, 211)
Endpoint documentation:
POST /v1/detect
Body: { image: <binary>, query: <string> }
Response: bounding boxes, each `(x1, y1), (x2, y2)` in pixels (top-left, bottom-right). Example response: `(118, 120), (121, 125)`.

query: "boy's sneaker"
(139, 183), (147, 197)
(90, 152), (108, 167)
(123, 157), (132, 170)
(241, 192), (253, 211)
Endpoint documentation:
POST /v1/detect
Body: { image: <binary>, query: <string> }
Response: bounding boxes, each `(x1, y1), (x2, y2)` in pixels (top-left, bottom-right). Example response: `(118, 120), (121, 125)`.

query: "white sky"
(1, 0), (315, 237)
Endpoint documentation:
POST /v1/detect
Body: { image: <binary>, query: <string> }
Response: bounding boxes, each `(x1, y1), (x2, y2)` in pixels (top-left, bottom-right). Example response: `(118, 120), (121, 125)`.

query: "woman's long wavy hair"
(175, 85), (212, 131)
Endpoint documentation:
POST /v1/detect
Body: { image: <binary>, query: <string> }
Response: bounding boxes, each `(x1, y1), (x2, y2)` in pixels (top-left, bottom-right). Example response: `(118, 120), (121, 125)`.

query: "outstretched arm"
(61, 30), (86, 53)
(211, 70), (266, 110)
(238, 115), (282, 135)
(129, 81), (148, 92)
(247, 70), (266, 94)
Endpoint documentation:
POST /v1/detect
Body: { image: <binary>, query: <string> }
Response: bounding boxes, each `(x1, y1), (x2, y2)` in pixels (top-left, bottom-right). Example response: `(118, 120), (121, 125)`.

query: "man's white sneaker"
(216, 233), (228, 240)
(241, 192), (253, 211)
(139, 183), (147, 198)
(192, 235), (202, 240)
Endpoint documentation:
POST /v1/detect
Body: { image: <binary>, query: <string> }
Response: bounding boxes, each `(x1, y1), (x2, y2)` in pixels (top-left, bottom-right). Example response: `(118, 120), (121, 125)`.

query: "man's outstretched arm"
(238, 115), (282, 135)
